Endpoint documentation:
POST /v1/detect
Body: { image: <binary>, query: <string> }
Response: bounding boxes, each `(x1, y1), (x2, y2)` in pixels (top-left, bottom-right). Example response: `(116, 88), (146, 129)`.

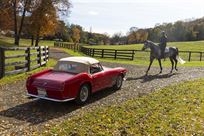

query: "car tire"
(113, 75), (123, 90)
(75, 84), (90, 105)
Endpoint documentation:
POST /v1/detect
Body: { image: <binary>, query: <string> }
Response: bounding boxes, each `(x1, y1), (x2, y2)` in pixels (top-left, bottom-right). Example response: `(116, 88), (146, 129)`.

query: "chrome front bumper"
(27, 93), (75, 102)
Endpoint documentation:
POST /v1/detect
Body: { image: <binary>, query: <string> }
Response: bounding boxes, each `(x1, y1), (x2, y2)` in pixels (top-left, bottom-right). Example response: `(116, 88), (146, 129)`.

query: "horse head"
(142, 40), (149, 51)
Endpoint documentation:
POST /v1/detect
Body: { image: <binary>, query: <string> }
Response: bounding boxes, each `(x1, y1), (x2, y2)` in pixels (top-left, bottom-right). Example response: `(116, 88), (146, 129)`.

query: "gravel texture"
(0, 48), (204, 135)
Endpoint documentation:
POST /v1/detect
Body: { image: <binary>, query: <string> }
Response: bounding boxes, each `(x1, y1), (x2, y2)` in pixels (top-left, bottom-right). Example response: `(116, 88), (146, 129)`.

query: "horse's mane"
(146, 40), (159, 46)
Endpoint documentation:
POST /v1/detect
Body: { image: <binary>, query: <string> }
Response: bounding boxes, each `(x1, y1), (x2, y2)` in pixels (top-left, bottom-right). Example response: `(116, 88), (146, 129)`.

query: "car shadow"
(126, 72), (180, 83)
(0, 87), (116, 125)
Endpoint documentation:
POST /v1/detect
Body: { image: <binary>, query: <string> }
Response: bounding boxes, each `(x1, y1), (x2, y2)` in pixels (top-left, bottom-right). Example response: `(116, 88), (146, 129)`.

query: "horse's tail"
(175, 48), (186, 64)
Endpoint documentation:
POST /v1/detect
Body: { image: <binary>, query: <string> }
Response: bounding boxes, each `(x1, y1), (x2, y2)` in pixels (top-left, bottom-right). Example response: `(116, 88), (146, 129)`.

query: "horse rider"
(159, 31), (168, 58)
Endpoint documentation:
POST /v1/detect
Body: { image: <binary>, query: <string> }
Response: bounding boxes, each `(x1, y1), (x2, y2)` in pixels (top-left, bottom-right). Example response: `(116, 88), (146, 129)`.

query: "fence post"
(102, 49), (104, 58)
(74, 44), (76, 52)
(46, 46), (49, 62)
(188, 52), (191, 62)
(25, 47), (31, 71)
(0, 47), (5, 78)
(131, 50), (134, 60)
(38, 46), (42, 66)
(77, 44), (79, 51)
(92, 49), (95, 57)
(114, 50), (117, 59)
(89, 48), (91, 56)
(200, 52), (202, 61)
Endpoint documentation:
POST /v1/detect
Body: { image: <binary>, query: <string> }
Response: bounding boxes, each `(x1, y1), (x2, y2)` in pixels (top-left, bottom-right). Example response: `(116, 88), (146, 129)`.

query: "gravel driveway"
(0, 48), (204, 135)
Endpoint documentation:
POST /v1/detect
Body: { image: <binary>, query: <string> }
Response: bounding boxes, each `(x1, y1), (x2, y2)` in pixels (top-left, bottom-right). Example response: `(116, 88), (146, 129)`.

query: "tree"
(71, 26), (80, 44)
(30, 0), (58, 46)
(111, 32), (122, 45)
(0, 0), (71, 45)
(55, 21), (70, 41)
(0, 1), (13, 31)
(127, 28), (148, 44)
(29, 0), (71, 46)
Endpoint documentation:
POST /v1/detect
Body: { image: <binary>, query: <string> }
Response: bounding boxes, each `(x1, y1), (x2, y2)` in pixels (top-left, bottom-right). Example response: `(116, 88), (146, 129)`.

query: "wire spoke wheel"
(114, 75), (123, 90)
(80, 86), (89, 102)
(76, 84), (90, 104)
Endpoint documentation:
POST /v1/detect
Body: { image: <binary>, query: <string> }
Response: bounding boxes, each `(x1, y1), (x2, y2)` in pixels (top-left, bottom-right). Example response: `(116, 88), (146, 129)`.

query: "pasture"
(85, 40), (204, 51)
(62, 48), (204, 67)
(84, 41), (204, 63)
(0, 36), (55, 47)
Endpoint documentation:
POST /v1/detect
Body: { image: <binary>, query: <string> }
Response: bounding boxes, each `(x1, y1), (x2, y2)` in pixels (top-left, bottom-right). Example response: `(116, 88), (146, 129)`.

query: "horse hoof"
(175, 69), (178, 71)
(170, 71), (173, 73)
(159, 71), (162, 74)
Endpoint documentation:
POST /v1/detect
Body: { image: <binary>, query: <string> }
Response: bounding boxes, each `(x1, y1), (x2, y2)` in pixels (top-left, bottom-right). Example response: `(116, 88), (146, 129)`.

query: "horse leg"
(170, 58), (174, 73)
(158, 59), (163, 73)
(173, 56), (178, 71)
(146, 58), (154, 75)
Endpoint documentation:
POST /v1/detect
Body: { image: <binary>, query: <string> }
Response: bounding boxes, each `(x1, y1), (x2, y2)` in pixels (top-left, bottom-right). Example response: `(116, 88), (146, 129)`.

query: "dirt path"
(0, 48), (204, 135)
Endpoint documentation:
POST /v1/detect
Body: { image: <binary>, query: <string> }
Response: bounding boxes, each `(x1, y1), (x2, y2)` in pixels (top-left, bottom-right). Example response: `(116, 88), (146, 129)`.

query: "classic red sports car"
(26, 57), (127, 104)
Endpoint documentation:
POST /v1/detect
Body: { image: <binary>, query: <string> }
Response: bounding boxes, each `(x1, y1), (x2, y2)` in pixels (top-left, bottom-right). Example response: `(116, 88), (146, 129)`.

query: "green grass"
(44, 78), (204, 135)
(86, 40), (204, 51)
(0, 36), (55, 47)
(62, 48), (204, 67)
(0, 58), (57, 86)
(84, 41), (204, 63)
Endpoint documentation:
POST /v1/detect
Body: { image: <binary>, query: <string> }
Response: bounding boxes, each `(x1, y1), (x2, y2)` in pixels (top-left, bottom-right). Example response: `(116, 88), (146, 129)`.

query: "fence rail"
(54, 42), (204, 62)
(54, 42), (80, 51)
(0, 46), (49, 79)
(80, 47), (135, 60)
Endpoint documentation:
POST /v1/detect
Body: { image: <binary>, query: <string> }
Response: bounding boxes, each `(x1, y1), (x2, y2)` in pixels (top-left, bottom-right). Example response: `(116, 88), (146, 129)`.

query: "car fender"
(64, 72), (93, 98)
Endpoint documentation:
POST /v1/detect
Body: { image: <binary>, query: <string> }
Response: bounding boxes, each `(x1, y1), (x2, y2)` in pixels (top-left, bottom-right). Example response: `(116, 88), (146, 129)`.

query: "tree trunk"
(13, 0), (18, 45)
(35, 32), (40, 47)
(18, 0), (28, 44)
(13, 0), (28, 46)
(31, 35), (34, 46)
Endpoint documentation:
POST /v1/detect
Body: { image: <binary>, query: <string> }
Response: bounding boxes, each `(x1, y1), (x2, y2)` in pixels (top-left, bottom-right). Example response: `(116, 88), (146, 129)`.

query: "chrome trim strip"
(27, 93), (75, 102)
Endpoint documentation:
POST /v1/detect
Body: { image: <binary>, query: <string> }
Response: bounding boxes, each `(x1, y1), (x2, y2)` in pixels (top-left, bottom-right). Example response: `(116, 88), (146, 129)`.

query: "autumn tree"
(0, 1), (13, 31)
(29, 0), (71, 46)
(29, 0), (57, 46)
(0, 0), (70, 45)
(71, 26), (81, 45)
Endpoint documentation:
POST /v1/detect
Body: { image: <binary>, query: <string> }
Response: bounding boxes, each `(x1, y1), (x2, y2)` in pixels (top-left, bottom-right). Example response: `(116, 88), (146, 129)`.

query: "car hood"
(32, 71), (76, 89)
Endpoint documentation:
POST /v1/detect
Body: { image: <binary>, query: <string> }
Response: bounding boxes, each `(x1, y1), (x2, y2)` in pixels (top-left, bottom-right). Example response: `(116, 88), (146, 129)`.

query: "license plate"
(37, 88), (46, 96)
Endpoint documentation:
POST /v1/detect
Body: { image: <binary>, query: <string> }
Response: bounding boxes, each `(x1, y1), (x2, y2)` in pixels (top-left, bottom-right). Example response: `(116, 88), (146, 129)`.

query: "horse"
(142, 40), (185, 75)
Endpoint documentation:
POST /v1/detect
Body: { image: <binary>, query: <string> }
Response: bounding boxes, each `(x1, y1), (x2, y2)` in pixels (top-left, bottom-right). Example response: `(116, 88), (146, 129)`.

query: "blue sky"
(63, 0), (204, 36)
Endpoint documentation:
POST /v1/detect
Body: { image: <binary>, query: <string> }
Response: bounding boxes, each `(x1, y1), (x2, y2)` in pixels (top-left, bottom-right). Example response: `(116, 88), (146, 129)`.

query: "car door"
(92, 71), (105, 92)
(90, 63), (107, 92)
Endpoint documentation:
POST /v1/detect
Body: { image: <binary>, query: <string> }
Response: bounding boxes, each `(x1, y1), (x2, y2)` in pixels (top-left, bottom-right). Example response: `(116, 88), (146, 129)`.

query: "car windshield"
(54, 61), (89, 74)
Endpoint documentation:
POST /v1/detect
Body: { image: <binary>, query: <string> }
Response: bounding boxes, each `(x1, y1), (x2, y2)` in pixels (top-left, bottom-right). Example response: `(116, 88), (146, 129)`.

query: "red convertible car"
(26, 57), (127, 104)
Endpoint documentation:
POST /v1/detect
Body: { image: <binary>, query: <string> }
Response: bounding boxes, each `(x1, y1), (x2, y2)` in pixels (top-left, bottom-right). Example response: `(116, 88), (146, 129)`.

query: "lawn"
(85, 40), (204, 51)
(44, 78), (204, 135)
(0, 36), (55, 47)
(84, 40), (204, 62)
(62, 48), (204, 67)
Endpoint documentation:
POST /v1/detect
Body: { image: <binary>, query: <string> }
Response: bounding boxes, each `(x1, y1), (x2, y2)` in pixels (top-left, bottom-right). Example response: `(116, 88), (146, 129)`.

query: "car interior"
(90, 63), (103, 74)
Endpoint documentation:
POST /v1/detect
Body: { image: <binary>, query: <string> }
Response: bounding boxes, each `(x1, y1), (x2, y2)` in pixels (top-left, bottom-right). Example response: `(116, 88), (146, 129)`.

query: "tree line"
(52, 17), (204, 45)
(113, 17), (204, 45)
